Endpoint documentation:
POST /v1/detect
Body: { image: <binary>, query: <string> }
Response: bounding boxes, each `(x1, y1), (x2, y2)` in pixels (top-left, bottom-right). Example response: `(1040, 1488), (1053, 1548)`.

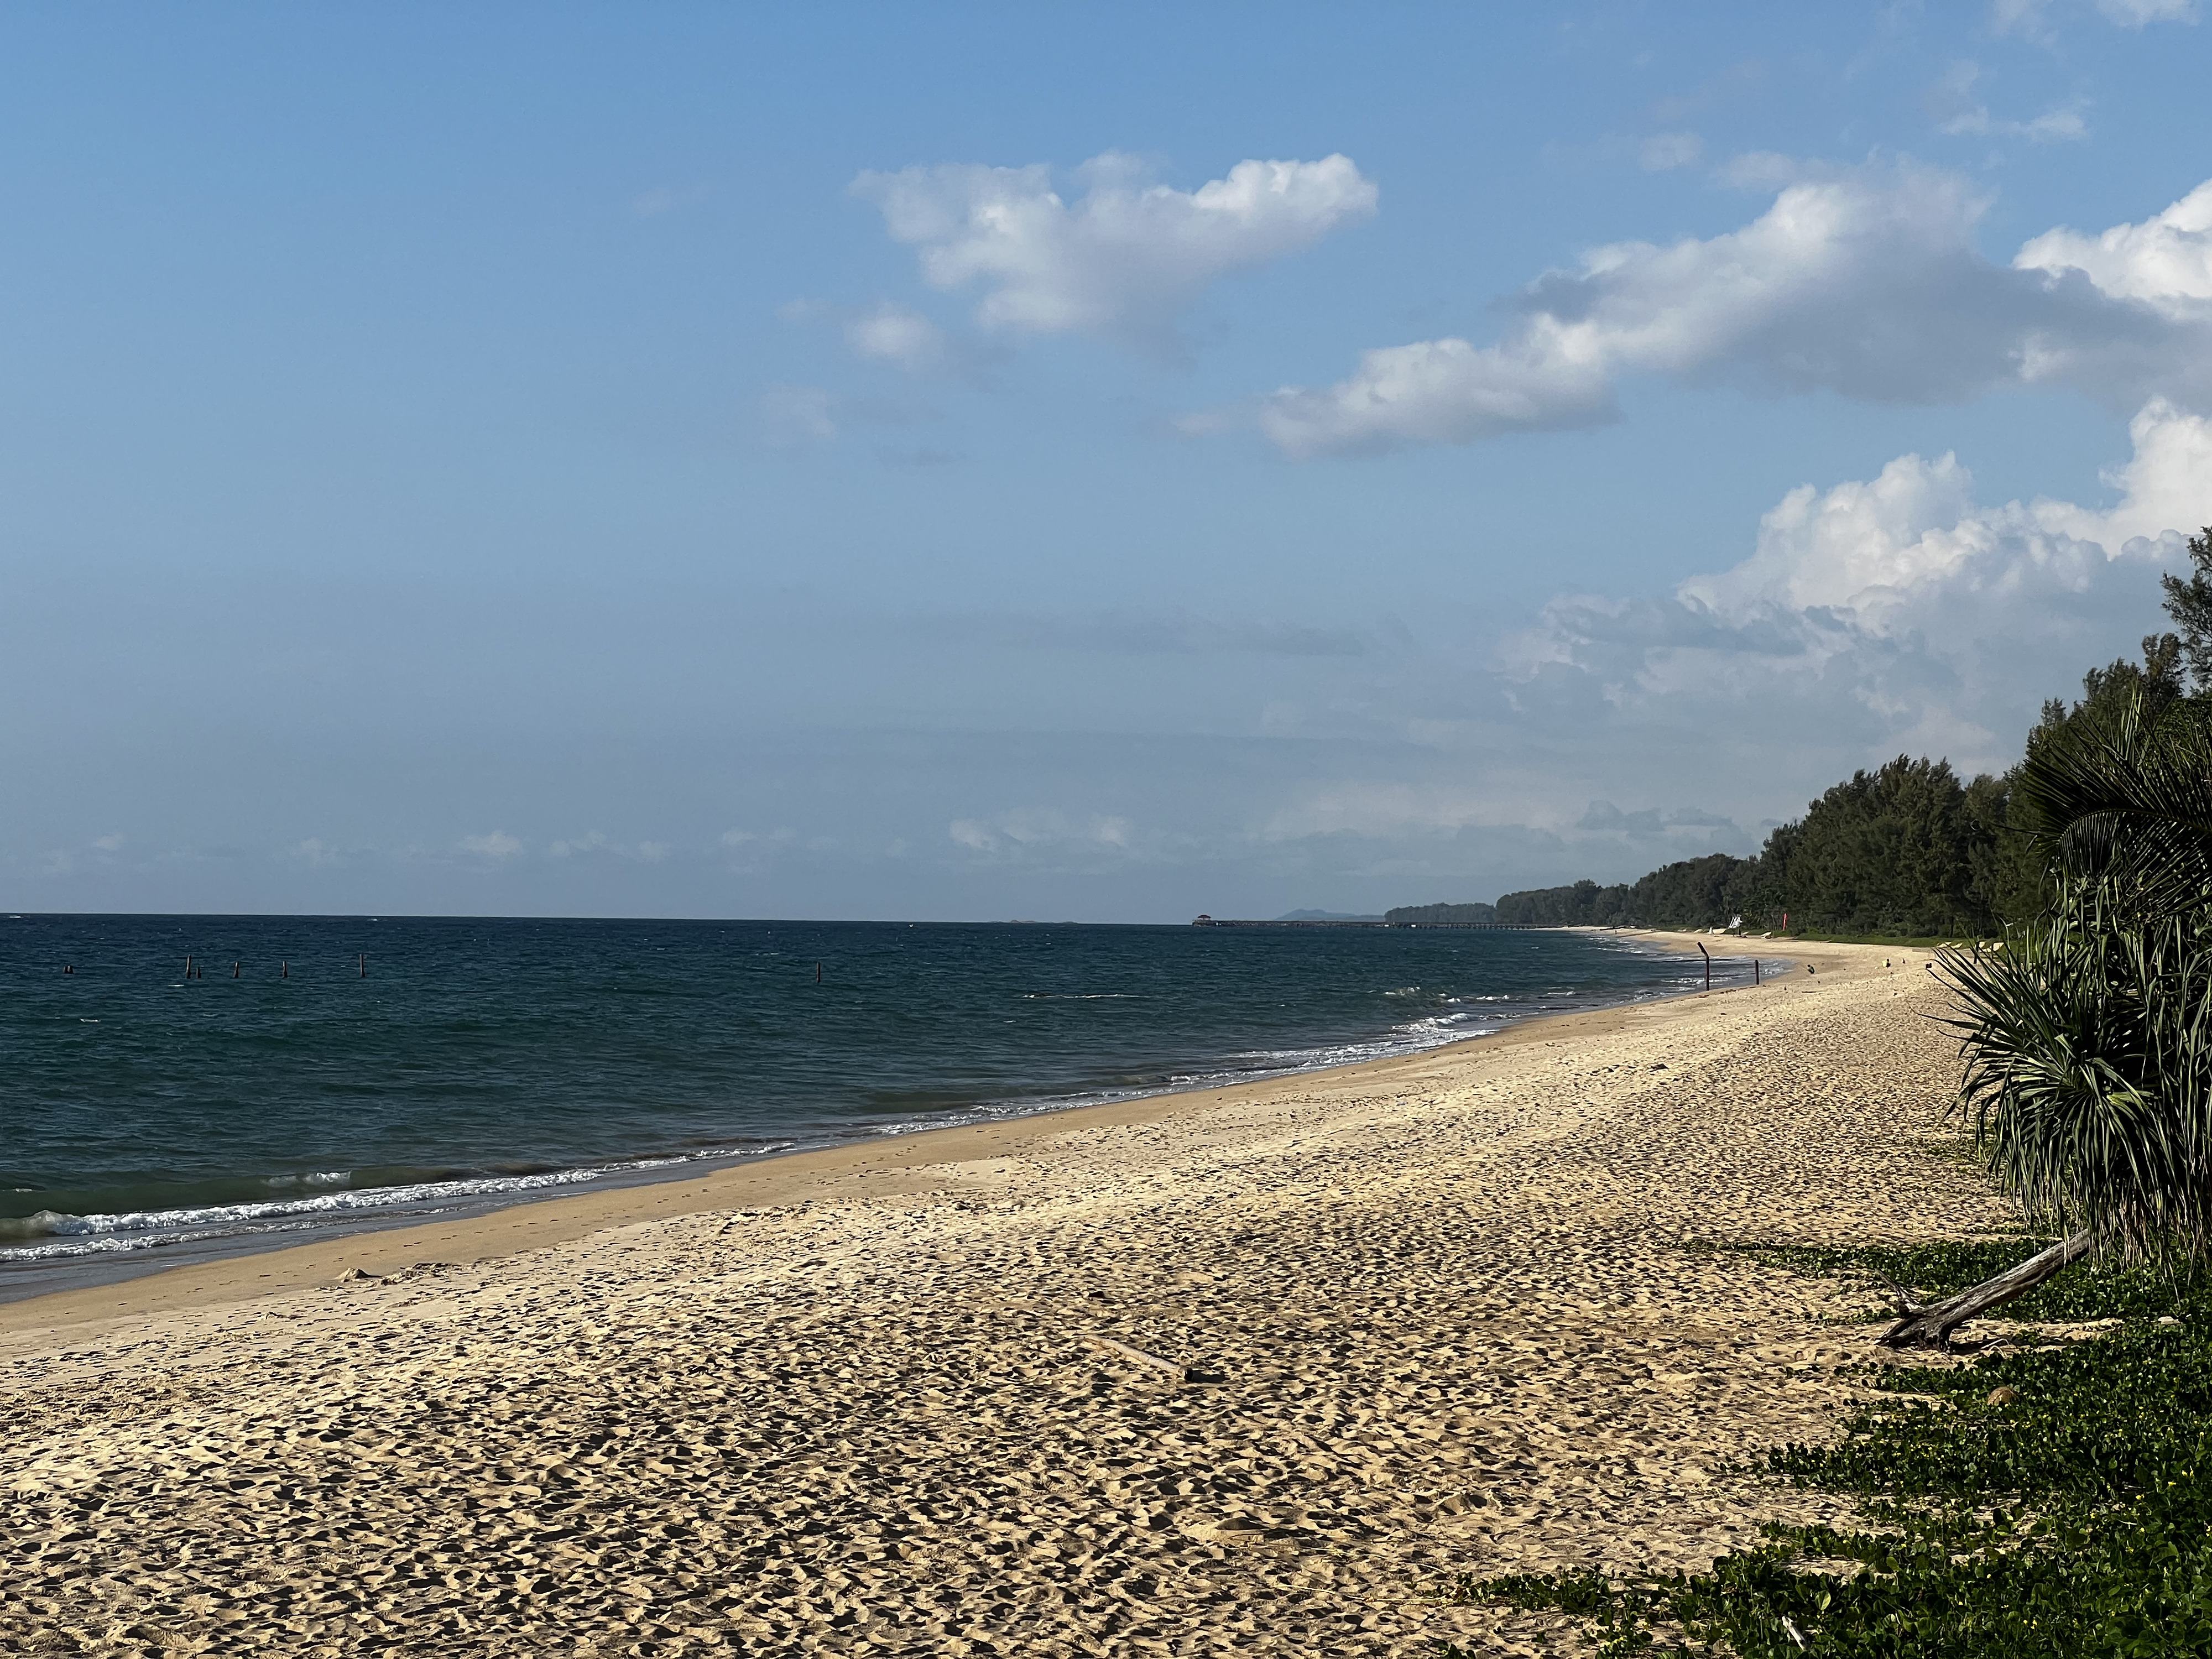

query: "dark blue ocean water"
(0, 914), (1749, 1287)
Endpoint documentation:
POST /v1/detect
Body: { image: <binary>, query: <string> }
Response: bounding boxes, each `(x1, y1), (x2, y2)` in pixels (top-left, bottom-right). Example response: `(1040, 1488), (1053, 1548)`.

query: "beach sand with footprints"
(0, 937), (2008, 1656)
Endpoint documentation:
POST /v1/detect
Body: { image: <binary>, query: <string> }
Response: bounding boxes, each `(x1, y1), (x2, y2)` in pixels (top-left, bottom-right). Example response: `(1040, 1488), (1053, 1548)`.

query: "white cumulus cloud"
(1232, 163), (2212, 458)
(457, 831), (523, 859)
(852, 150), (1376, 351)
(1261, 400), (2210, 866)
(1519, 398), (2207, 782)
(2016, 180), (2212, 310)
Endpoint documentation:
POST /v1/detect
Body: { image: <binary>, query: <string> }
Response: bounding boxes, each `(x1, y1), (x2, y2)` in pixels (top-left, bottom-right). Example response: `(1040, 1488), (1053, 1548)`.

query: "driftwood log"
(1877, 1230), (2096, 1348)
(1085, 1334), (1188, 1379)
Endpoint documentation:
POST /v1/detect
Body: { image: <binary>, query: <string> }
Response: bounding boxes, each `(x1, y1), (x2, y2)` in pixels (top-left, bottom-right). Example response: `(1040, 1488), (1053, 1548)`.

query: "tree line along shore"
(1396, 531), (2212, 942)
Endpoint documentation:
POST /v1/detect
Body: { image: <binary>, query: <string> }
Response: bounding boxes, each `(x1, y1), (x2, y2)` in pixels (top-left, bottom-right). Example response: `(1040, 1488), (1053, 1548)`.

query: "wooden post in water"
(282, 961), (289, 979)
(816, 962), (823, 984)
(1753, 958), (1761, 985)
(359, 953), (367, 979)
(233, 962), (241, 979)
(1696, 940), (1710, 991)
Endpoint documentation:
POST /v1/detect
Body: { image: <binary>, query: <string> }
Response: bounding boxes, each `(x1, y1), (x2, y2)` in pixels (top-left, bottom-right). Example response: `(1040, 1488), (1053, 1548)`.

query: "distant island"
(1383, 902), (1498, 926)
(1274, 909), (1385, 922)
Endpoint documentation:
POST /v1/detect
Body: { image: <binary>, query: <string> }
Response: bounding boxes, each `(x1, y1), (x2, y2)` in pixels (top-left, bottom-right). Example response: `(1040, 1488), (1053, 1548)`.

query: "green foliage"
(1497, 854), (1762, 930)
(1760, 757), (2003, 938)
(1942, 905), (2212, 1260)
(2006, 691), (2212, 928)
(1970, 629), (2195, 928)
(1384, 902), (1499, 926)
(1496, 875), (1636, 927)
(2158, 529), (2212, 693)
(1443, 1241), (2212, 1658)
(1923, 692), (2212, 1273)
(1497, 763), (2011, 936)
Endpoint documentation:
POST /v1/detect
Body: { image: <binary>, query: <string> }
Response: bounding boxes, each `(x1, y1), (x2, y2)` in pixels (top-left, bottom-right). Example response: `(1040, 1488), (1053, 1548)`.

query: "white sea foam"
(0, 1143), (795, 1262)
(1, 1219), (327, 1262)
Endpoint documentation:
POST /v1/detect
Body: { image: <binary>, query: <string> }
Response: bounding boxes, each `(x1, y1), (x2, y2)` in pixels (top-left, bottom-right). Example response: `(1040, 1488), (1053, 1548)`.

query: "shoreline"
(0, 928), (1830, 1340)
(3, 925), (1736, 1301)
(0, 932), (1989, 1655)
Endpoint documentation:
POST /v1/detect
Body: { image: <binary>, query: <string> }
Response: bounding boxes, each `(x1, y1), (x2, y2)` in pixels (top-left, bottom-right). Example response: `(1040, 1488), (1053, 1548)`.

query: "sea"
(0, 914), (1762, 1299)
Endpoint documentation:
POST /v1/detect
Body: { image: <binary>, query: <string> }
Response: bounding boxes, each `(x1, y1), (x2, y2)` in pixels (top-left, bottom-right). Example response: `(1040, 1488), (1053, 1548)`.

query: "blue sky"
(7, 1), (2212, 919)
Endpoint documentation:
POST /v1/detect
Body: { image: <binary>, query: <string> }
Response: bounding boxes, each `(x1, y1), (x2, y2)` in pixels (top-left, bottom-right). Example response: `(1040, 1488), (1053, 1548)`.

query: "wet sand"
(0, 936), (2005, 1656)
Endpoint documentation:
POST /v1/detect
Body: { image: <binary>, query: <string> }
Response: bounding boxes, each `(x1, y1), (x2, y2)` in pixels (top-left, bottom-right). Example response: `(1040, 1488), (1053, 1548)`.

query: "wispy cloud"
(933, 608), (1376, 658)
(550, 831), (675, 862)
(1639, 132), (1704, 171)
(846, 301), (951, 373)
(1927, 62), (2086, 142)
(948, 810), (1136, 863)
(1994, 0), (2197, 35)
(760, 383), (942, 451)
(782, 298), (1004, 383)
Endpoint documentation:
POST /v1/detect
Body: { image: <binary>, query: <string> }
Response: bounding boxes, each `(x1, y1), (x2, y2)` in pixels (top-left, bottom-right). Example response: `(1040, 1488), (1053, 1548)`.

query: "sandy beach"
(0, 936), (2008, 1656)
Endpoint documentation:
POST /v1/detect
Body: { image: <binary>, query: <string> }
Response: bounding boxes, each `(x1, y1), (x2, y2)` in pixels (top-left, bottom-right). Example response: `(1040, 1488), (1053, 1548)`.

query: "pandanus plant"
(1890, 693), (2212, 1347)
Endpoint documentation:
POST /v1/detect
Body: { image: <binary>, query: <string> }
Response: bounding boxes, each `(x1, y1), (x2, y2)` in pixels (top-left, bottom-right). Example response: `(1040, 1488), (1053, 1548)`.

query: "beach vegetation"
(1384, 902), (1500, 926)
(1444, 545), (2212, 1651)
(1494, 758), (2013, 937)
(1887, 681), (2212, 1345)
(1445, 1240), (2212, 1658)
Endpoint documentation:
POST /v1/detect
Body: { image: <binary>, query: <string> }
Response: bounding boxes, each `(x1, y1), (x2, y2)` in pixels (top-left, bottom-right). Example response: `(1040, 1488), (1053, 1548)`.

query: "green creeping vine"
(1442, 1239), (2212, 1657)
